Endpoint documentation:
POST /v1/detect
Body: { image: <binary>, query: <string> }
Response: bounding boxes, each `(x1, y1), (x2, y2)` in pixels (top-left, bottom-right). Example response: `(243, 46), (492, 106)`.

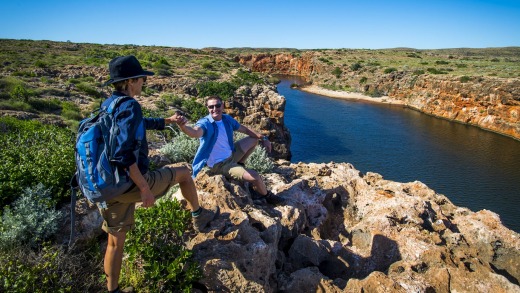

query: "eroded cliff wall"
(237, 53), (520, 140)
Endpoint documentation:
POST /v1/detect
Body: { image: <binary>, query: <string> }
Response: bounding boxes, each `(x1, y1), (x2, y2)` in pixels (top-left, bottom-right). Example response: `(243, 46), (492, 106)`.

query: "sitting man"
(177, 95), (284, 205)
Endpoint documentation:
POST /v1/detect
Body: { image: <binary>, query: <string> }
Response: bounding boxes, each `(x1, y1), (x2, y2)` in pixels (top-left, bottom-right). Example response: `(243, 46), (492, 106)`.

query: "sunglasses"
(141, 76), (147, 82)
(207, 103), (222, 109)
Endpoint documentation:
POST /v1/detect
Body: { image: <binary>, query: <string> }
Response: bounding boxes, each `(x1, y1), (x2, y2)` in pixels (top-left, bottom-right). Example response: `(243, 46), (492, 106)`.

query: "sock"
(109, 287), (120, 293)
(191, 207), (202, 217)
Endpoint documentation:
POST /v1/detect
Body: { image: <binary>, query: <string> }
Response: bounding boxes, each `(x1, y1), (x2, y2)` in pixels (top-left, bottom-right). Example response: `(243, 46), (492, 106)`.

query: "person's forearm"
(128, 163), (150, 193)
(179, 124), (202, 138)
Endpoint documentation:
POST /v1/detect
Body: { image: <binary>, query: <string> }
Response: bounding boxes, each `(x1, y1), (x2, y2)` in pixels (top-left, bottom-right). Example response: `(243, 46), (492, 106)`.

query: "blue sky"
(1, 0), (519, 49)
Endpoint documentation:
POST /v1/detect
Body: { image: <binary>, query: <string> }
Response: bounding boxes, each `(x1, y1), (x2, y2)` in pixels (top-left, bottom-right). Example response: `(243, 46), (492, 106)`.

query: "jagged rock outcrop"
(237, 53), (520, 141)
(235, 52), (323, 77)
(167, 161), (520, 292)
(225, 84), (291, 160)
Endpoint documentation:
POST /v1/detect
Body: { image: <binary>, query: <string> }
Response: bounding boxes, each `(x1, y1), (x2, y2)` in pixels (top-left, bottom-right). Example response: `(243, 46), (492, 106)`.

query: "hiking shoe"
(192, 206), (219, 232)
(264, 192), (286, 206)
(248, 184), (263, 200)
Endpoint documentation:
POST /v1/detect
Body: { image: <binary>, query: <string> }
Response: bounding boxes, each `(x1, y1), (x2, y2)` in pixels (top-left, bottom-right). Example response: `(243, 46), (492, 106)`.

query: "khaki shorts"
(98, 166), (178, 234)
(209, 142), (247, 181)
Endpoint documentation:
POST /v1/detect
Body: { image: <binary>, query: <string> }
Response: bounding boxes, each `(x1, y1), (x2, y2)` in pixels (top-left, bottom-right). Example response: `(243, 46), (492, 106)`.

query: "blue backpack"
(73, 96), (144, 203)
(69, 96), (144, 245)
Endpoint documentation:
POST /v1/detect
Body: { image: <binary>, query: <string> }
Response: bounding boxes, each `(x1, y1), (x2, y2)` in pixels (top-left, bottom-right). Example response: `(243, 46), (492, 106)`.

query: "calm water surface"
(277, 76), (520, 232)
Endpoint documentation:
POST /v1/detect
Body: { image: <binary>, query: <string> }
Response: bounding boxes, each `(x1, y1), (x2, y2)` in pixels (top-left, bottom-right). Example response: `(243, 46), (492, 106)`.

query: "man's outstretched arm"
(176, 116), (204, 138)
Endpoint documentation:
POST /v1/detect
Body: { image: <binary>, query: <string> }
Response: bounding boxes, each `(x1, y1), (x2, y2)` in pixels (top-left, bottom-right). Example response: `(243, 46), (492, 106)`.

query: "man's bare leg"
(105, 231), (127, 291)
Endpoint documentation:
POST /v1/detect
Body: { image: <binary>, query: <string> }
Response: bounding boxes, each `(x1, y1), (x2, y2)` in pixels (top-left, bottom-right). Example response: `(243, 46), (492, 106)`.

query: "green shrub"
(160, 132), (200, 163)
(196, 81), (237, 99)
(34, 60), (48, 68)
(201, 62), (213, 69)
(0, 242), (104, 292)
(0, 244), (68, 292)
(384, 67), (397, 74)
(121, 199), (201, 291)
(234, 133), (274, 173)
(12, 71), (36, 77)
(245, 144), (274, 173)
(0, 100), (32, 111)
(0, 117), (75, 207)
(435, 60), (449, 65)
(0, 184), (62, 249)
(350, 62), (362, 71)
(76, 82), (102, 98)
(332, 67), (343, 78)
(10, 84), (30, 102)
(232, 69), (264, 86)
(182, 98), (208, 121)
(359, 76), (368, 84)
(427, 67), (446, 74)
(28, 97), (62, 113)
(61, 101), (83, 121)
(459, 76), (472, 83)
(153, 57), (170, 67)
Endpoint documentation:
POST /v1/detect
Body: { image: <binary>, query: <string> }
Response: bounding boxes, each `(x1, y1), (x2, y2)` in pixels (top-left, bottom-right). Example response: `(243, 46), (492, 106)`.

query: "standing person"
(100, 56), (218, 293)
(176, 95), (285, 205)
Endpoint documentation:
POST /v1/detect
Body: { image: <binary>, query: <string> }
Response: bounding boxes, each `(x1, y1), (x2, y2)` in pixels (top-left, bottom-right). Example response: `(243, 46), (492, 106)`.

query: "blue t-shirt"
(192, 114), (240, 177)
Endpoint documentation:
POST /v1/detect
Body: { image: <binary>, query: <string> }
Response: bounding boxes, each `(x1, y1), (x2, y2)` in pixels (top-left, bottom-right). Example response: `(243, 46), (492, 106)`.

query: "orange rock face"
(237, 53), (520, 141)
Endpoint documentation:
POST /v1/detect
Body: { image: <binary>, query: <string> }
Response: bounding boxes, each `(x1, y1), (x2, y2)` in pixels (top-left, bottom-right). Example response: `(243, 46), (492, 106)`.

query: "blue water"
(277, 76), (520, 233)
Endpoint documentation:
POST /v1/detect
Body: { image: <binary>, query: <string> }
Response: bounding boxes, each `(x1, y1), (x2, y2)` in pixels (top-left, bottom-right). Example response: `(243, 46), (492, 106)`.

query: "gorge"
(237, 52), (520, 141)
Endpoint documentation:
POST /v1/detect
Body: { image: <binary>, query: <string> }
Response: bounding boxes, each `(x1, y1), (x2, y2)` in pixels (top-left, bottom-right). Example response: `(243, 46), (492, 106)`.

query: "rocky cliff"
(72, 160), (520, 292)
(180, 161), (520, 292)
(237, 53), (520, 141)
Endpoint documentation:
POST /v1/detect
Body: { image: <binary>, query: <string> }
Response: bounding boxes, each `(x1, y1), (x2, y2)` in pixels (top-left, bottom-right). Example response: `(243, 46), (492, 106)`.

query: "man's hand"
(140, 188), (155, 208)
(166, 111), (185, 124)
(176, 115), (189, 127)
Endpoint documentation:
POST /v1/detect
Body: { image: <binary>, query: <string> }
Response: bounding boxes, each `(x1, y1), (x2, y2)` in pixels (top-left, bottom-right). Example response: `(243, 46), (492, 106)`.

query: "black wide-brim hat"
(104, 55), (154, 86)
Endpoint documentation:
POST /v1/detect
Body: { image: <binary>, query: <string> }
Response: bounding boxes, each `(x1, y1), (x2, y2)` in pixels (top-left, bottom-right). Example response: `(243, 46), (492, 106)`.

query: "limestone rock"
(174, 162), (520, 292)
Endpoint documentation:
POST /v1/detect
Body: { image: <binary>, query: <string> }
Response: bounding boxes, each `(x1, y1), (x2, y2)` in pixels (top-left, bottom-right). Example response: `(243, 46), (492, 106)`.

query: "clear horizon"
(1, 0), (519, 50)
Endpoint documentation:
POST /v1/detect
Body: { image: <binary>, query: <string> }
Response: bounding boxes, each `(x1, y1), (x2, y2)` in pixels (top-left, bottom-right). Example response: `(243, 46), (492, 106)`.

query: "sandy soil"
(299, 85), (406, 106)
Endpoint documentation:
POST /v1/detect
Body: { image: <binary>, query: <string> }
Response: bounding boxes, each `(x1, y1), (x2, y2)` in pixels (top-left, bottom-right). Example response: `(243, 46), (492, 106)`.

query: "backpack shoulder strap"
(68, 173), (78, 247)
(106, 96), (134, 114)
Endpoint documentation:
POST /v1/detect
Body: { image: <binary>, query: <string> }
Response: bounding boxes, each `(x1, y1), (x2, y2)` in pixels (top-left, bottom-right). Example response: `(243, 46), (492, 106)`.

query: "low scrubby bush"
(427, 67), (447, 74)
(332, 67), (343, 78)
(160, 132), (200, 163)
(232, 69), (264, 86)
(234, 132), (274, 173)
(196, 81), (236, 99)
(10, 84), (31, 102)
(0, 241), (104, 292)
(245, 144), (274, 173)
(121, 199), (201, 291)
(28, 97), (62, 113)
(0, 184), (62, 249)
(76, 82), (102, 98)
(0, 117), (75, 207)
(181, 97), (208, 121)
(350, 62), (362, 71)
(460, 76), (472, 83)
(61, 101), (83, 121)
